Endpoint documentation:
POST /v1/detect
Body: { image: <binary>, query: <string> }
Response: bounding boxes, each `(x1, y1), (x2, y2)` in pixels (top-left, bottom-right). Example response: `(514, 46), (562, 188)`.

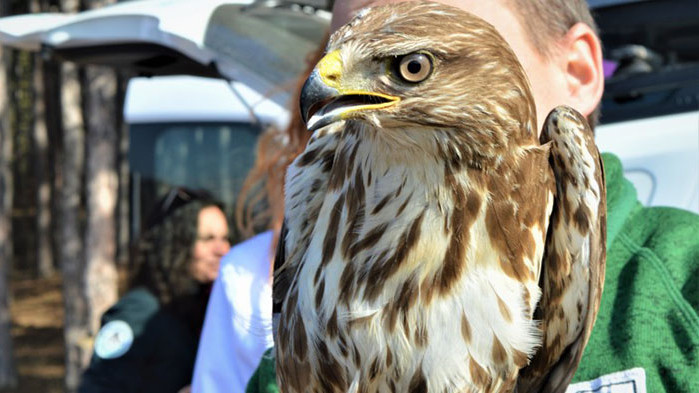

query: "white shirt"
(192, 231), (275, 393)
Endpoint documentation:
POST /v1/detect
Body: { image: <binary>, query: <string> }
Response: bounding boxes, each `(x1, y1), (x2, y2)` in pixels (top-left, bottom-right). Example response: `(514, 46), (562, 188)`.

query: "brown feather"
(517, 106), (607, 393)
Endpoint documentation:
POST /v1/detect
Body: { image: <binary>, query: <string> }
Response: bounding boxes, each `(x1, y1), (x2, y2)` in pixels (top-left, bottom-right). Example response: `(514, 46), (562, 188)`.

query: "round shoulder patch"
(94, 320), (134, 359)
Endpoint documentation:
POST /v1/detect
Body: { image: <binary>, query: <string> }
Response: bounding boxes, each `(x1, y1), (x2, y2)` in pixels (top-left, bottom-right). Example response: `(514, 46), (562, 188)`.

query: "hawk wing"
(517, 106), (607, 393)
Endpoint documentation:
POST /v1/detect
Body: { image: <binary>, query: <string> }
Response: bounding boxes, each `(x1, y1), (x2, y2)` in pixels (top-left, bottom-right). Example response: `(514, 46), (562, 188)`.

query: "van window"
(129, 121), (262, 243)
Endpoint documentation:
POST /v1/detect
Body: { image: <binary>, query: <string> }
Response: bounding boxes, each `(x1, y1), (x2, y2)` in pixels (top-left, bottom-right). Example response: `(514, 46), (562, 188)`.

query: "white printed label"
(566, 368), (646, 393)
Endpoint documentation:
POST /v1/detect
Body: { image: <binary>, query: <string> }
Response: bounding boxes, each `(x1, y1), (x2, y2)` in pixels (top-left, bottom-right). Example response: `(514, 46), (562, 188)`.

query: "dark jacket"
(79, 288), (199, 393)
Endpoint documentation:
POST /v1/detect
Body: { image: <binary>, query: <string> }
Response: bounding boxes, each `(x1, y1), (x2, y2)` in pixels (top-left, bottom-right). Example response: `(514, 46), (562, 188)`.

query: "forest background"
(0, 1), (130, 392)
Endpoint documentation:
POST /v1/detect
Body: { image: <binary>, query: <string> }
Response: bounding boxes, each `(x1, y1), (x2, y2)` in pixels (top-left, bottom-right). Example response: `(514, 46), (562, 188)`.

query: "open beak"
(300, 50), (400, 132)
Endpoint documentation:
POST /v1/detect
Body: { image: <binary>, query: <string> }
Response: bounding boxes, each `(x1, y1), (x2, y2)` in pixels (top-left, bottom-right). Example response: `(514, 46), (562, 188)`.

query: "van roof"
(124, 75), (289, 127)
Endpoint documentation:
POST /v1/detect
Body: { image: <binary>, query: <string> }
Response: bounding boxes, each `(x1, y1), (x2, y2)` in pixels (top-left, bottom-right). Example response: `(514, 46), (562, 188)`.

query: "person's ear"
(560, 22), (604, 117)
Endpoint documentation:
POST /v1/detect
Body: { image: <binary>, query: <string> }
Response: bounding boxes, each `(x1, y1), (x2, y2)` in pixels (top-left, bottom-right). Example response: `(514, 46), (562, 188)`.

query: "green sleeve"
(574, 206), (699, 392)
(246, 349), (279, 393)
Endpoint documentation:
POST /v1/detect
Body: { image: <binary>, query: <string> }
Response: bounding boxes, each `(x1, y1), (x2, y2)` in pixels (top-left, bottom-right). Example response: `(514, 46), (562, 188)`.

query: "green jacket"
(246, 153), (699, 393)
(572, 153), (699, 391)
(79, 288), (199, 393)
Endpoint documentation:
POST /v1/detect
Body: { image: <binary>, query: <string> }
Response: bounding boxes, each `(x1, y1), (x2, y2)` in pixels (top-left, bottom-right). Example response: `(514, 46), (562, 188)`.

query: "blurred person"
(243, 1), (699, 393)
(79, 187), (231, 393)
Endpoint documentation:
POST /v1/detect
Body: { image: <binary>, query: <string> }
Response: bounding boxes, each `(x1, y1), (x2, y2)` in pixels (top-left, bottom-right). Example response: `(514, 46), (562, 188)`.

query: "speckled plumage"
(273, 2), (606, 392)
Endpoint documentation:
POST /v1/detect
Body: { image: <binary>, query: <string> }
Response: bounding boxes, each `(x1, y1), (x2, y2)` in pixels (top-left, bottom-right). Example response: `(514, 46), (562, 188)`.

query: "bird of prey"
(273, 2), (606, 392)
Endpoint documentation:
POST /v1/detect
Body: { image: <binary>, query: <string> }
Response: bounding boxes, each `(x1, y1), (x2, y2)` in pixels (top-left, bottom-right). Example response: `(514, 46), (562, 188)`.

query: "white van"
(0, 0), (696, 234)
(0, 0), (331, 241)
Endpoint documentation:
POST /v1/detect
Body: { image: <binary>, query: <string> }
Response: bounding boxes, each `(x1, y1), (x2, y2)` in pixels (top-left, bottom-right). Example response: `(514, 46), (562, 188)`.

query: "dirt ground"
(1, 272), (65, 393)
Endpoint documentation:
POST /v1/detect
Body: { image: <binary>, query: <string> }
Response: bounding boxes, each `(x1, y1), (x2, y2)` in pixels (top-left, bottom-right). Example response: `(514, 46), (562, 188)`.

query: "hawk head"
(300, 1), (538, 161)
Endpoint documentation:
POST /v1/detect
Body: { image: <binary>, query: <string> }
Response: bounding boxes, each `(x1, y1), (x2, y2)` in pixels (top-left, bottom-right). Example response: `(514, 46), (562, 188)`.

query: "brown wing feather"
(517, 106), (607, 393)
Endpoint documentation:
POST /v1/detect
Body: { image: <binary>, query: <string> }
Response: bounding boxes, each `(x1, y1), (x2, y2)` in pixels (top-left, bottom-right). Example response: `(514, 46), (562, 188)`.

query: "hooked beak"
(300, 50), (400, 132)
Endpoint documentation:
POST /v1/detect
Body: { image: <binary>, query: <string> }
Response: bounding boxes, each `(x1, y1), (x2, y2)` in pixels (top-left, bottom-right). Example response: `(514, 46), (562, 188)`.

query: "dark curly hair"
(129, 188), (226, 328)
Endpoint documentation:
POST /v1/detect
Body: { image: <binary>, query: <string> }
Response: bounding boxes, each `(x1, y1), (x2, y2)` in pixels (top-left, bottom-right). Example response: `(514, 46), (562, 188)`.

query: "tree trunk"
(33, 54), (55, 278)
(31, 0), (54, 279)
(0, 43), (19, 390)
(60, 58), (89, 393)
(82, 64), (119, 337)
(116, 73), (129, 268)
(80, 0), (119, 341)
(58, 1), (120, 389)
(44, 59), (63, 274)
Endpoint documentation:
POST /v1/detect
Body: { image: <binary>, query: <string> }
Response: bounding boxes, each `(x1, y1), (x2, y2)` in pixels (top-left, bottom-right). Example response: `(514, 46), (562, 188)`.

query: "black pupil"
(407, 60), (422, 74)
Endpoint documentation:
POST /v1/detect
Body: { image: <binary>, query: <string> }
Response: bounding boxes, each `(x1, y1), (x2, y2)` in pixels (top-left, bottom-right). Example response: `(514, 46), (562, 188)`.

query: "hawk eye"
(397, 53), (432, 83)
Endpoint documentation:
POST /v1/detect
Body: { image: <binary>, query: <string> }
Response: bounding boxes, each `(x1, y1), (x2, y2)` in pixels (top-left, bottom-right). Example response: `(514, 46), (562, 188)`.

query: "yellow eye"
(397, 53), (433, 83)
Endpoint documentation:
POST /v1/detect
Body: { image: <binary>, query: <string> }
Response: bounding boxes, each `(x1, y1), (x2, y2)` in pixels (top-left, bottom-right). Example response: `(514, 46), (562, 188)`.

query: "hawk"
(273, 2), (606, 392)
